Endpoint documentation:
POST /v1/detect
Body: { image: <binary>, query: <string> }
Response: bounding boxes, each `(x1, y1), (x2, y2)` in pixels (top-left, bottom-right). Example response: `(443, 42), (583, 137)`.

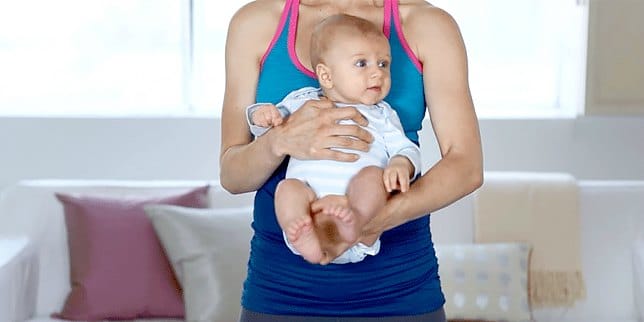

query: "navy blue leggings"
(239, 307), (446, 322)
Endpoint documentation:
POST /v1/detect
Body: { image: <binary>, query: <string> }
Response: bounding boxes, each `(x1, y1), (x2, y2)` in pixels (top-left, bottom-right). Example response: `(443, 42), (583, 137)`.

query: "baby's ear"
(316, 64), (333, 89)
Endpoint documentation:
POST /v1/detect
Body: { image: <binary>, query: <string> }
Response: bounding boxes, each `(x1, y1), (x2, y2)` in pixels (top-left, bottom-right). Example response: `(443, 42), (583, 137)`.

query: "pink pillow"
(52, 186), (209, 321)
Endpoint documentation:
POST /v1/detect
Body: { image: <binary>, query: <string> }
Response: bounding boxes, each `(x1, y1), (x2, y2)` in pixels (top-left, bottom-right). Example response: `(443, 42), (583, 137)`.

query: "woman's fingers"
(322, 135), (370, 152)
(323, 124), (373, 146)
(313, 101), (372, 142)
(316, 148), (360, 162)
(277, 99), (374, 161)
(324, 105), (369, 127)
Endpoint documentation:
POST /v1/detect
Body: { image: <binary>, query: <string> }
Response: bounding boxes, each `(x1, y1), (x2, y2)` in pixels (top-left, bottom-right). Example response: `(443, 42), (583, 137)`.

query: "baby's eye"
(378, 60), (389, 68)
(354, 59), (367, 67)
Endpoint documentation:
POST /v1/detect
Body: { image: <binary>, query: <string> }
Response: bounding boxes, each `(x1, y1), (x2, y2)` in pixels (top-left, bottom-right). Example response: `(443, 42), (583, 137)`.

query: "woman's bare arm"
(361, 5), (483, 235)
(219, 1), (286, 193)
(220, 1), (374, 194)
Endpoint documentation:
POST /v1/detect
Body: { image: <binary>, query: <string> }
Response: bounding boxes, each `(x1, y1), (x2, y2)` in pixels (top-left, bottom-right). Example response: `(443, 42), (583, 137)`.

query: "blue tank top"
(242, 0), (445, 316)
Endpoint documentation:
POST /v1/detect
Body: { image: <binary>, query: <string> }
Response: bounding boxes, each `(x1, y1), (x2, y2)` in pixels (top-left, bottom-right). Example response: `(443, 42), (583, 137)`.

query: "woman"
(220, 0), (483, 321)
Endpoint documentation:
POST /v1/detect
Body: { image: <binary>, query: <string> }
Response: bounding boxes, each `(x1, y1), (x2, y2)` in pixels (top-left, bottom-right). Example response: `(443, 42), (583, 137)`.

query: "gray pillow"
(144, 204), (253, 322)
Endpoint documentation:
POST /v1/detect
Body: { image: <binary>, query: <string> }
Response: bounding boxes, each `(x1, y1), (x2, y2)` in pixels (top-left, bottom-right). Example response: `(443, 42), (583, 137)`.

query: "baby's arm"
(384, 156), (415, 192)
(245, 87), (320, 137)
(245, 103), (291, 137)
(251, 104), (284, 128)
(379, 102), (422, 192)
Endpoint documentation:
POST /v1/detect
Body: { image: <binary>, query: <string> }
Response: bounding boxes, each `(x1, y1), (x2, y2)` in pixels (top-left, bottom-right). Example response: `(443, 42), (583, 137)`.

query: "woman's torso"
(244, 0), (444, 316)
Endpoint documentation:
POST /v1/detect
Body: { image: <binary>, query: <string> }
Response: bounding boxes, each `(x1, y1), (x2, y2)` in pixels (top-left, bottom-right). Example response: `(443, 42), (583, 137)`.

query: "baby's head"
(310, 14), (391, 105)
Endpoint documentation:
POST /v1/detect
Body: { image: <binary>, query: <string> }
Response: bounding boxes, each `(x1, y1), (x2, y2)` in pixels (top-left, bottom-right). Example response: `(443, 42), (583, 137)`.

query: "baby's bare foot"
(286, 216), (324, 264)
(323, 205), (359, 245)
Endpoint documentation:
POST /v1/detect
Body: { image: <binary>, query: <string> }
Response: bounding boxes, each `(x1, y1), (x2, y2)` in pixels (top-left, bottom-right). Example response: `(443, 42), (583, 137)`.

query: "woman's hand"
(271, 97), (374, 162)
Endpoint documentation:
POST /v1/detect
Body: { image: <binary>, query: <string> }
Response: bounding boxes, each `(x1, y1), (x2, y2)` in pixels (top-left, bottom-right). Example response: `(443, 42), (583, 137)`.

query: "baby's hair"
(310, 14), (385, 69)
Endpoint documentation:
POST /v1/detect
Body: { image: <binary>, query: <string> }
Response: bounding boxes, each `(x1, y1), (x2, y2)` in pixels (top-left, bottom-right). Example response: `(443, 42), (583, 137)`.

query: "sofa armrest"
(0, 236), (38, 322)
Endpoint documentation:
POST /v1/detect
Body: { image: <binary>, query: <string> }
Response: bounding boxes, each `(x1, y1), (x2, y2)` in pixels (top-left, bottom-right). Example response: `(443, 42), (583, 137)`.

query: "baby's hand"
(251, 104), (284, 128)
(383, 156), (415, 193)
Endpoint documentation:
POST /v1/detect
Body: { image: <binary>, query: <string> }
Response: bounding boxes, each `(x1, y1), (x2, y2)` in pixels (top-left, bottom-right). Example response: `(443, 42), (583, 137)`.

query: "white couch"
(0, 176), (642, 322)
(0, 180), (255, 322)
(432, 179), (644, 322)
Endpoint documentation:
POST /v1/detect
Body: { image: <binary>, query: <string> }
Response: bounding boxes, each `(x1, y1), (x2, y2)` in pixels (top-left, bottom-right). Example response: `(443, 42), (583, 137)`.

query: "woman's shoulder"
(399, 1), (464, 60)
(228, 0), (286, 38)
(234, 0), (285, 16)
(399, 1), (459, 31)
(227, 0), (287, 55)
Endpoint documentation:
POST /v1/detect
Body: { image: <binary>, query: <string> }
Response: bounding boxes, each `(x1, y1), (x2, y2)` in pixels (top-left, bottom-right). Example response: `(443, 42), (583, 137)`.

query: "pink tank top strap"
(387, 0), (422, 72)
(287, 0), (316, 78)
(383, 0), (392, 38)
(260, 0), (294, 67)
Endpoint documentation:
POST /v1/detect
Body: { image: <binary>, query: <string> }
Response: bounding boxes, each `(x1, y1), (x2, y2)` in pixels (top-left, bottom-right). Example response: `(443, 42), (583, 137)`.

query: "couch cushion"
(0, 180), (254, 318)
(436, 243), (532, 322)
(145, 204), (253, 322)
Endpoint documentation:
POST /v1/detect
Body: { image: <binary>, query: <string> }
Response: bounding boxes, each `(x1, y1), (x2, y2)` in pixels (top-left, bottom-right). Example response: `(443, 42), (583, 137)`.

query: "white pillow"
(435, 243), (532, 322)
(144, 204), (253, 322)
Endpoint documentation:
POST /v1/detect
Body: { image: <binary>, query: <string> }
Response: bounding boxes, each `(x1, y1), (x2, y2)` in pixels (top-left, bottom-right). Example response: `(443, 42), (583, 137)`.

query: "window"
(191, 0), (250, 116)
(432, 0), (588, 118)
(0, 0), (586, 118)
(0, 0), (249, 117)
(0, 1), (188, 116)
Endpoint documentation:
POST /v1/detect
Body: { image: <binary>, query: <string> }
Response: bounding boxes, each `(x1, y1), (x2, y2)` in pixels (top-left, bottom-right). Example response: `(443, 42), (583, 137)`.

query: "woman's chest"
(294, 6), (386, 70)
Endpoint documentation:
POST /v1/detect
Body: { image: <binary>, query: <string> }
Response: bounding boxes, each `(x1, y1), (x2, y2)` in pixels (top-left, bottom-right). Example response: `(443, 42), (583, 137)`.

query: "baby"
(246, 14), (421, 265)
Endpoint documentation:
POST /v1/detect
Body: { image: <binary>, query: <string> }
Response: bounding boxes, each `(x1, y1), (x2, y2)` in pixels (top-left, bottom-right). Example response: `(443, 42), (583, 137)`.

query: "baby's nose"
(370, 68), (383, 78)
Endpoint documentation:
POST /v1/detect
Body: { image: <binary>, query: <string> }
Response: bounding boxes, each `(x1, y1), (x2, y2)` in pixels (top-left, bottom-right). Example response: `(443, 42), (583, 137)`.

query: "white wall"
(1, 116), (644, 190)
(0, 117), (221, 189)
(421, 116), (644, 181)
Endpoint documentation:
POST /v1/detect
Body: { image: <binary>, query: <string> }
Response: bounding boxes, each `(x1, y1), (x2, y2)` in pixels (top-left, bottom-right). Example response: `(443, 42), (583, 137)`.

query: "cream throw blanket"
(474, 172), (586, 308)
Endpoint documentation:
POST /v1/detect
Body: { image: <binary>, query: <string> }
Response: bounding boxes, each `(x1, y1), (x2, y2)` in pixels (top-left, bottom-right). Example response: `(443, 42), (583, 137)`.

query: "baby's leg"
(318, 166), (387, 249)
(345, 166), (387, 244)
(320, 205), (359, 246)
(275, 179), (324, 264)
(313, 214), (355, 265)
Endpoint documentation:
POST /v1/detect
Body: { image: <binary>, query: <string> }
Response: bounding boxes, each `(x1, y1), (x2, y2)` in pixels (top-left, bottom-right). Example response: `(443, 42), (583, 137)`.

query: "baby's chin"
(328, 94), (386, 105)
(358, 95), (387, 105)
(359, 99), (380, 105)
